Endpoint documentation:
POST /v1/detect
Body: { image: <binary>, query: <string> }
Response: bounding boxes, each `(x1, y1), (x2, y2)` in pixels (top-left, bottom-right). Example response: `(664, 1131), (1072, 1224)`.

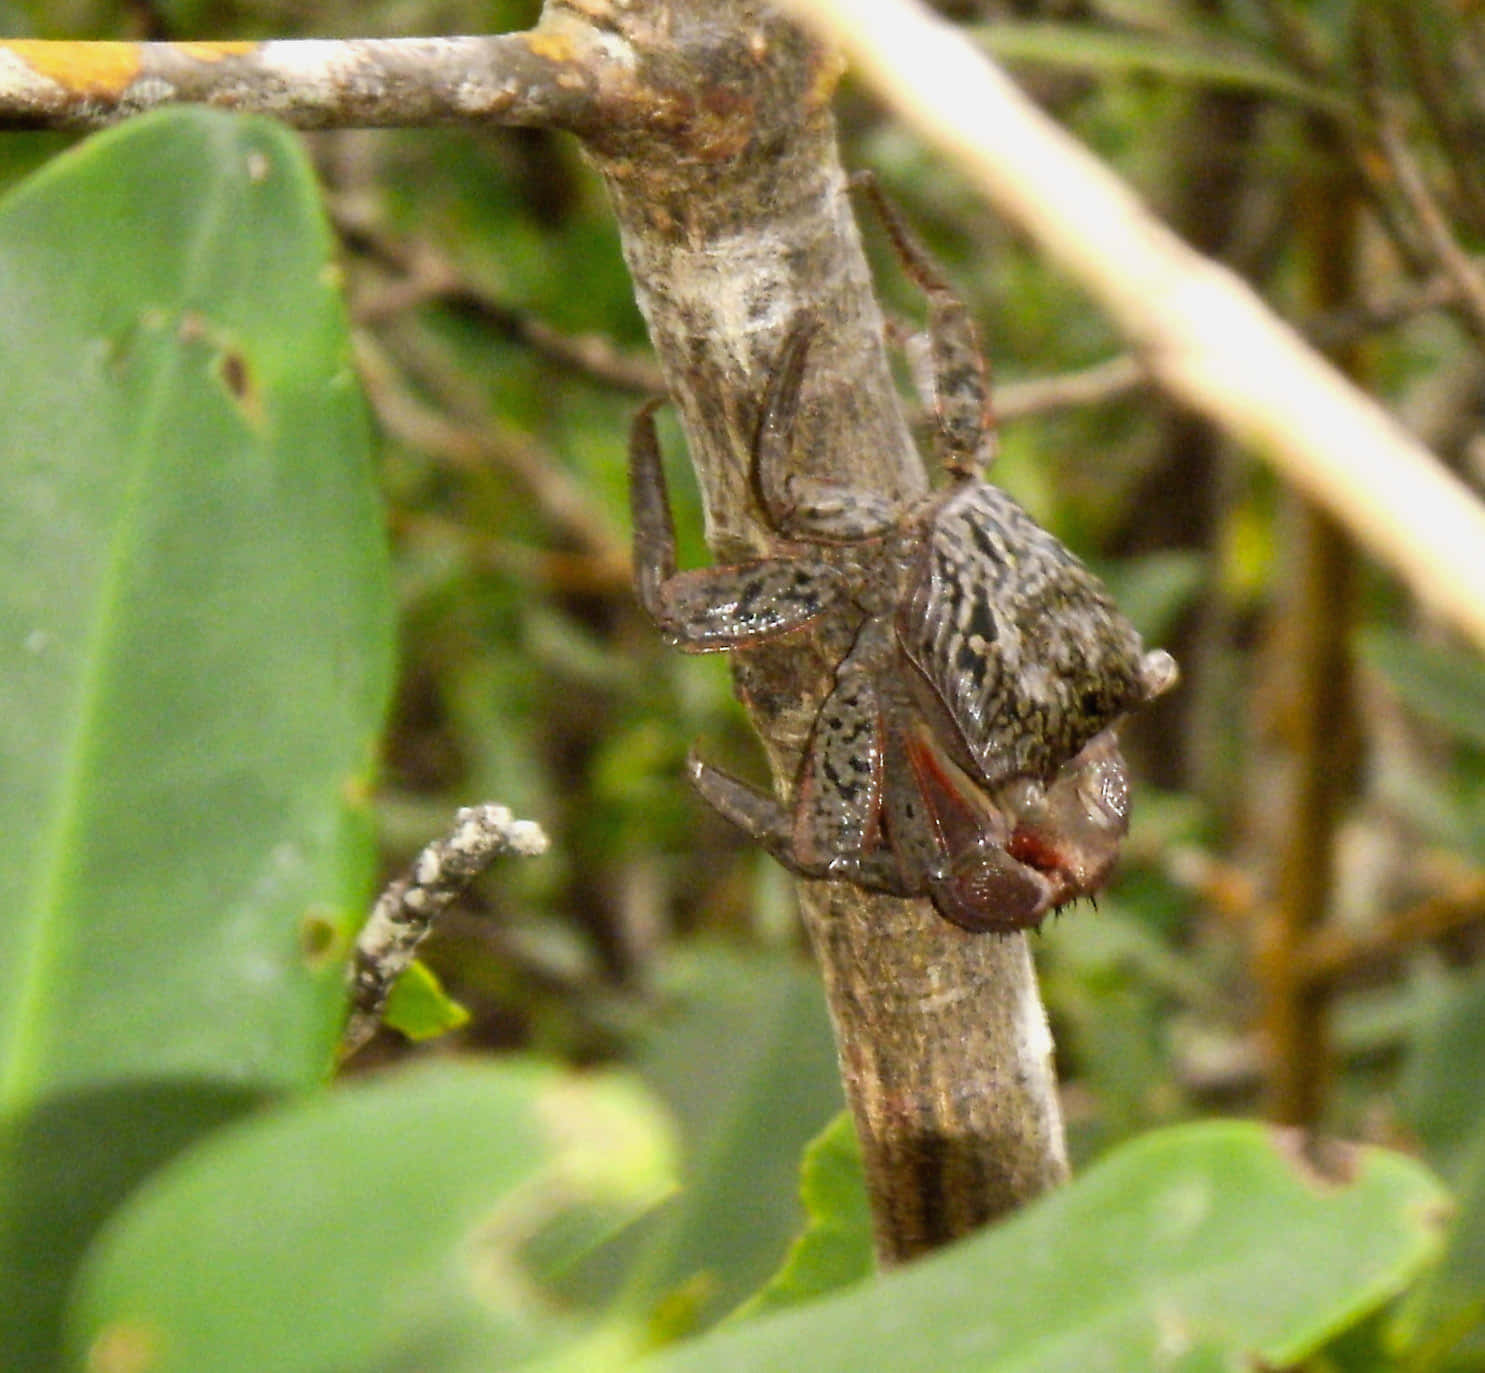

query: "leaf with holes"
(0, 107), (393, 1369)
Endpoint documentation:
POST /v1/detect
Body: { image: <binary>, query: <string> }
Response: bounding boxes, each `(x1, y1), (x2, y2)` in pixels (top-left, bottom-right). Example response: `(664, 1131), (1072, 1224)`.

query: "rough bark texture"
(557, 0), (1068, 1261)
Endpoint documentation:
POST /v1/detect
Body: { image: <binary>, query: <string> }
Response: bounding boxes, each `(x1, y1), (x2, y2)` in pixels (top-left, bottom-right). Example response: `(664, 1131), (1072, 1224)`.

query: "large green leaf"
(63, 1061), (677, 1373)
(1397, 969), (1485, 1366)
(643, 1122), (1448, 1372)
(0, 108), (393, 1366)
(622, 947), (846, 1332)
(732, 1110), (874, 1321)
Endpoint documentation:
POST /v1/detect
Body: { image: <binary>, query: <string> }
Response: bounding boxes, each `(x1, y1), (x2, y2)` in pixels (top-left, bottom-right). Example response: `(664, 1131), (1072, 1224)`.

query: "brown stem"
(335, 205), (665, 393)
(1297, 876), (1485, 988)
(1372, 100), (1485, 347)
(1258, 501), (1354, 1126)
(1257, 140), (1359, 1129)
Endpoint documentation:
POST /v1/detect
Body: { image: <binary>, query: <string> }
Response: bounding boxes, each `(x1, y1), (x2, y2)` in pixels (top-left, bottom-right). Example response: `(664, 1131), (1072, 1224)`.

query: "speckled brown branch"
(0, 32), (616, 132)
(342, 803), (548, 1058)
(567, 2), (1071, 1261)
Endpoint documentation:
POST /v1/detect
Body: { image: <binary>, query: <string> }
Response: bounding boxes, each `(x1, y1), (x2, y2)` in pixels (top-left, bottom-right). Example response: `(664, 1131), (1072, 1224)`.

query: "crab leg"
(628, 400), (847, 649)
(852, 172), (995, 480)
(750, 312), (900, 540)
(791, 632), (889, 869)
(690, 750), (909, 894)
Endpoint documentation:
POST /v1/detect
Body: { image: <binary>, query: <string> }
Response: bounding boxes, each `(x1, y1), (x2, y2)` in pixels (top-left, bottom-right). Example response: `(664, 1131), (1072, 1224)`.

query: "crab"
(628, 198), (1176, 934)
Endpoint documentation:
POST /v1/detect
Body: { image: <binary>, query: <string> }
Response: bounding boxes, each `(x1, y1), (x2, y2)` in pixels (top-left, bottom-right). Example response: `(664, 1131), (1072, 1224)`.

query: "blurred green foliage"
(7, 0), (1485, 1367)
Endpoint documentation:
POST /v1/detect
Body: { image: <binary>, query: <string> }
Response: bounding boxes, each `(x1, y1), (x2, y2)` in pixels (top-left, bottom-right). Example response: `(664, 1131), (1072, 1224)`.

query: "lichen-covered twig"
(342, 803), (548, 1057)
(0, 35), (604, 132)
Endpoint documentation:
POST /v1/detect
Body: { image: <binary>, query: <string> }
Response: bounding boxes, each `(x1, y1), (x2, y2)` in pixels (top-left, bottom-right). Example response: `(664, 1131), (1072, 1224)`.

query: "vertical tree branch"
(0, 3), (1073, 1259)
(1259, 500), (1353, 1126)
(564, 0), (1069, 1260)
(1259, 145), (1360, 1127)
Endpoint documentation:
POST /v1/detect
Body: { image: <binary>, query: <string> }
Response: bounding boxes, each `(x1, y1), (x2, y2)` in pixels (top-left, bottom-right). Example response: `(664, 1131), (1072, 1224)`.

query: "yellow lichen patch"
(525, 29), (576, 63)
(1, 41), (142, 96)
(172, 41), (257, 62)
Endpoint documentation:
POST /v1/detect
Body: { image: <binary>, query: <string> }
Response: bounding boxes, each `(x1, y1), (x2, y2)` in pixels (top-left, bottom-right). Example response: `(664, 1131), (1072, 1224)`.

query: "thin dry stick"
(343, 803), (548, 1057)
(995, 355), (1145, 421)
(995, 259), (1485, 421)
(782, 0), (1485, 656)
(352, 330), (631, 575)
(336, 206), (665, 393)
(1297, 876), (1485, 986)
(1373, 102), (1485, 343)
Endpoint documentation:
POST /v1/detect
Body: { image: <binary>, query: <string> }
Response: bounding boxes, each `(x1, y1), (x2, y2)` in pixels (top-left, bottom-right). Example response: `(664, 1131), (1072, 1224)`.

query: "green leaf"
(642, 1122), (1448, 1372)
(733, 1110), (874, 1321)
(975, 21), (1352, 119)
(1397, 969), (1485, 1363)
(0, 108), (393, 1367)
(64, 1060), (678, 1373)
(384, 958), (473, 1042)
(1362, 629), (1485, 754)
(622, 947), (845, 1332)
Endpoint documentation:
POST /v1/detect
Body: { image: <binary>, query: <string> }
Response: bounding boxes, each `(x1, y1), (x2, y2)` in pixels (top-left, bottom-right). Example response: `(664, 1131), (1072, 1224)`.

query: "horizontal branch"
(0, 34), (604, 131)
(786, 0), (1485, 655)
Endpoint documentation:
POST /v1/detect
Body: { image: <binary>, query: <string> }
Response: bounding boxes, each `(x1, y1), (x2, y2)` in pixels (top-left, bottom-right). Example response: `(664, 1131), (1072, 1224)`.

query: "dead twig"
(1371, 99), (1485, 345)
(336, 205), (664, 394)
(342, 803), (548, 1057)
(353, 330), (630, 575)
(1298, 876), (1485, 988)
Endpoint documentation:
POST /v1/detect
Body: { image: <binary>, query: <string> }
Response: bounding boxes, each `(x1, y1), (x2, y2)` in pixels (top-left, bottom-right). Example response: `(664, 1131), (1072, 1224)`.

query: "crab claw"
(927, 844), (1058, 934)
(1003, 730), (1130, 907)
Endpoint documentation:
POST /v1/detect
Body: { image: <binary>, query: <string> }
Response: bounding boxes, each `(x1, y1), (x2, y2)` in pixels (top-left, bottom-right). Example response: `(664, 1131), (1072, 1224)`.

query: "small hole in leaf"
(299, 908), (343, 968)
(220, 349), (250, 398)
(215, 347), (264, 427)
